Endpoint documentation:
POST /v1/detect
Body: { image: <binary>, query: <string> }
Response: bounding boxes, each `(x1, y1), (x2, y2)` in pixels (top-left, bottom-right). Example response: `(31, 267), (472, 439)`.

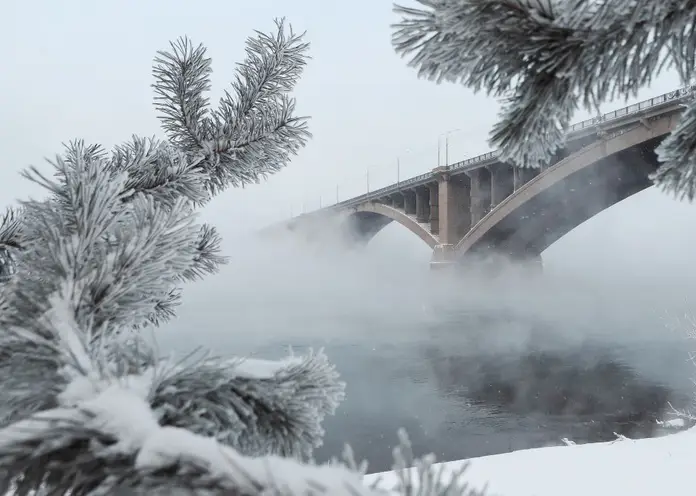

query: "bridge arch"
(454, 111), (680, 259)
(344, 202), (439, 249)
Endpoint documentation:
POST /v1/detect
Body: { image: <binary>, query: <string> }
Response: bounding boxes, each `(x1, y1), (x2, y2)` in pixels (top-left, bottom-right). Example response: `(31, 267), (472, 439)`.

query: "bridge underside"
(462, 136), (663, 259)
(341, 211), (394, 245)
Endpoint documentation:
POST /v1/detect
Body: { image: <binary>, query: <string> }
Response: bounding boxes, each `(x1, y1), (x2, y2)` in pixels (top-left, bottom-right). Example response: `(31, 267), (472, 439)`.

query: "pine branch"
(0, 140), (226, 328)
(1, 151), (202, 339)
(0, 376), (479, 495)
(392, 0), (696, 170)
(180, 224), (227, 281)
(153, 18), (311, 194)
(113, 136), (210, 207)
(654, 97), (696, 201)
(0, 21), (307, 310)
(150, 349), (346, 459)
(0, 207), (22, 282)
(0, 304), (468, 494)
(0, 21), (382, 495)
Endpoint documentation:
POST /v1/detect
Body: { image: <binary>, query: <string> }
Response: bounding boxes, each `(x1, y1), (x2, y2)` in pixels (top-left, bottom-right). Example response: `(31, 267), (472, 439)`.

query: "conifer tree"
(391, 0), (696, 200)
(0, 18), (481, 495)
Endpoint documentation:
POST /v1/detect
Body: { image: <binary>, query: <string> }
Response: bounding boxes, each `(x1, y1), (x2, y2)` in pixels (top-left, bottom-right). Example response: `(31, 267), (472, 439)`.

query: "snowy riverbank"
(365, 422), (694, 495)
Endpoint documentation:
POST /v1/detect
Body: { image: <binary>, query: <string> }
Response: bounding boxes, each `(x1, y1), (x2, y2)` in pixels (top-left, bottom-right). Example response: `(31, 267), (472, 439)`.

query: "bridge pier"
(429, 183), (439, 234)
(513, 166), (539, 190)
(393, 192), (404, 209)
(434, 167), (471, 245)
(468, 168), (492, 226)
(403, 190), (416, 215)
(415, 186), (430, 222)
(489, 163), (515, 208)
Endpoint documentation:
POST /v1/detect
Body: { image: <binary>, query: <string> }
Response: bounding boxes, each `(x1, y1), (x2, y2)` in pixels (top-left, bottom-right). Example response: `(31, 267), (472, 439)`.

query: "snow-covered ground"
(365, 422), (694, 495)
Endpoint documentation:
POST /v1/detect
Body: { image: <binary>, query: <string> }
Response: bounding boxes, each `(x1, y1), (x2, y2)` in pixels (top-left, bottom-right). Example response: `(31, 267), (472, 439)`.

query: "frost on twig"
(0, 18), (310, 314)
(391, 0), (696, 199)
(149, 349), (345, 458)
(152, 18), (311, 194)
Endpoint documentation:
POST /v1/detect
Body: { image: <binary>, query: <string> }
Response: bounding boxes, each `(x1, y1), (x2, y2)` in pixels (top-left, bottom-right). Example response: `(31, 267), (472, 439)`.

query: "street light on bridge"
(438, 129), (461, 166)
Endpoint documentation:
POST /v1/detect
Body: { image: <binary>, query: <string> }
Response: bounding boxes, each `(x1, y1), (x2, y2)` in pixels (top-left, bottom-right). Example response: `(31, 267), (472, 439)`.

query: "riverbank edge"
(364, 424), (695, 495)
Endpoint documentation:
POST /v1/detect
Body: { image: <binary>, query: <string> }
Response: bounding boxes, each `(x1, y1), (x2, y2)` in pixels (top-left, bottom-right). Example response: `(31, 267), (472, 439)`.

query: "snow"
(365, 426), (696, 495)
(657, 417), (686, 428)
(136, 425), (366, 494)
(44, 281), (94, 375)
(81, 383), (159, 455)
(0, 408), (82, 448)
(40, 373), (367, 494)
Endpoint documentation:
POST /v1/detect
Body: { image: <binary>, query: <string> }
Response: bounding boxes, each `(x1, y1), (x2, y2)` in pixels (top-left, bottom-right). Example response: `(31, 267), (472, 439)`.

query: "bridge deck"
(297, 85), (695, 216)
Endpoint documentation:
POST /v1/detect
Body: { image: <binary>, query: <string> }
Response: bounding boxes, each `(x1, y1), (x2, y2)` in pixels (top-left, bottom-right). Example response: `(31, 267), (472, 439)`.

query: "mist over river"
(161, 219), (696, 473)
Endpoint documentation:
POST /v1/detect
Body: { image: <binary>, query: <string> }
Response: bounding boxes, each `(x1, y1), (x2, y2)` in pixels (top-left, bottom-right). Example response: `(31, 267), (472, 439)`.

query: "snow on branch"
(0, 382), (479, 495)
(153, 18), (311, 194)
(0, 334), (469, 496)
(150, 350), (345, 459)
(391, 0), (696, 192)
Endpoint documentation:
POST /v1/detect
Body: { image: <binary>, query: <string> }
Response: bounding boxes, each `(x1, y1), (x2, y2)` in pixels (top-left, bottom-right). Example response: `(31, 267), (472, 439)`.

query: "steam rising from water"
(160, 195), (696, 470)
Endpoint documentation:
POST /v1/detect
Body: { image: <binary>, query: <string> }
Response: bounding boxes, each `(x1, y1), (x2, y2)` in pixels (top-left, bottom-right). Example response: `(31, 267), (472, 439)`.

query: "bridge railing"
(307, 85), (696, 216)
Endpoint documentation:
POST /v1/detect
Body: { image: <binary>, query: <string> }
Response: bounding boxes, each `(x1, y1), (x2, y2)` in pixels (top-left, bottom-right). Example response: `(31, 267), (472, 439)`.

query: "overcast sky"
(3, 0), (695, 281)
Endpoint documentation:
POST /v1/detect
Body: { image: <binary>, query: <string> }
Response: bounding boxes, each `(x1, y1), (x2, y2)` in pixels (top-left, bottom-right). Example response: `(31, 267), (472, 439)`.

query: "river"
(163, 232), (696, 473)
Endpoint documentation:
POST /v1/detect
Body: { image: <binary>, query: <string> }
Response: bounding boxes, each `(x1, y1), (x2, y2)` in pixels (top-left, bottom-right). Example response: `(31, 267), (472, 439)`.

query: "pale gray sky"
(2, 0), (695, 280)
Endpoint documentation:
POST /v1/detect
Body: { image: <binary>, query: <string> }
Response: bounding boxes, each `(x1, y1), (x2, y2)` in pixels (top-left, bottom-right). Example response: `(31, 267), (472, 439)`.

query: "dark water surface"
(255, 316), (693, 473)
(164, 239), (696, 474)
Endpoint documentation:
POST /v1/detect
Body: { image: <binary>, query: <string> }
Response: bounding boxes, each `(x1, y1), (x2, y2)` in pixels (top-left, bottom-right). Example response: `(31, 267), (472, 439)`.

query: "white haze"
(163, 185), (696, 357)
(157, 190), (696, 468)
(5, 0), (696, 469)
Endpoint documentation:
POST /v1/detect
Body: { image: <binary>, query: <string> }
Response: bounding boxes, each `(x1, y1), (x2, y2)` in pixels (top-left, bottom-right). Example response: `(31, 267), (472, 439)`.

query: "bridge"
(266, 86), (695, 269)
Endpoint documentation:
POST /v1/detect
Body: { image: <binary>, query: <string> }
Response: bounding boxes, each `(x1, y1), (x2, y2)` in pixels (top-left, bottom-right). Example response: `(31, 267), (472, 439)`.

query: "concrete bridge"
(266, 86), (695, 269)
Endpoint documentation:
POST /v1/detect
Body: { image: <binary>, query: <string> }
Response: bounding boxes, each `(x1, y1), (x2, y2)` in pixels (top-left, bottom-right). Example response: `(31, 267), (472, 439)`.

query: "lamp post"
(397, 158), (400, 189)
(438, 129), (461, 166)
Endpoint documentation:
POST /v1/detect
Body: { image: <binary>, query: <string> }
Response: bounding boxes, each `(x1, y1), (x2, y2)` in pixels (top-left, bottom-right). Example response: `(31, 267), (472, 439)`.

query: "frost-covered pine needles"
(0, 19), (344, 494)
(0, 18), (481, 495)
(392, 0), (696, 200)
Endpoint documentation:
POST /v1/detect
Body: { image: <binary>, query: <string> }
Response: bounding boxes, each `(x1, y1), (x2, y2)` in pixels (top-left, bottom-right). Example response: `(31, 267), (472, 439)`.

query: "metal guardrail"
(308, 85), (696, 215)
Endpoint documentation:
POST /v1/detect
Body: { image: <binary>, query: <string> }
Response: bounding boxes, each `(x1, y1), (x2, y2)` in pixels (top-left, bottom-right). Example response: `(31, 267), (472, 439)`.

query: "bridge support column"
(415, 186), (430, 223)
(403, 190), (416, 215)
(392, 192), (404, 209)
(435, 169), (471, 245)
(428, 183), (439, 234)
(489, 164), (515, 208)
(468, 168), (492, 226)
(513, 166), (539, 190)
